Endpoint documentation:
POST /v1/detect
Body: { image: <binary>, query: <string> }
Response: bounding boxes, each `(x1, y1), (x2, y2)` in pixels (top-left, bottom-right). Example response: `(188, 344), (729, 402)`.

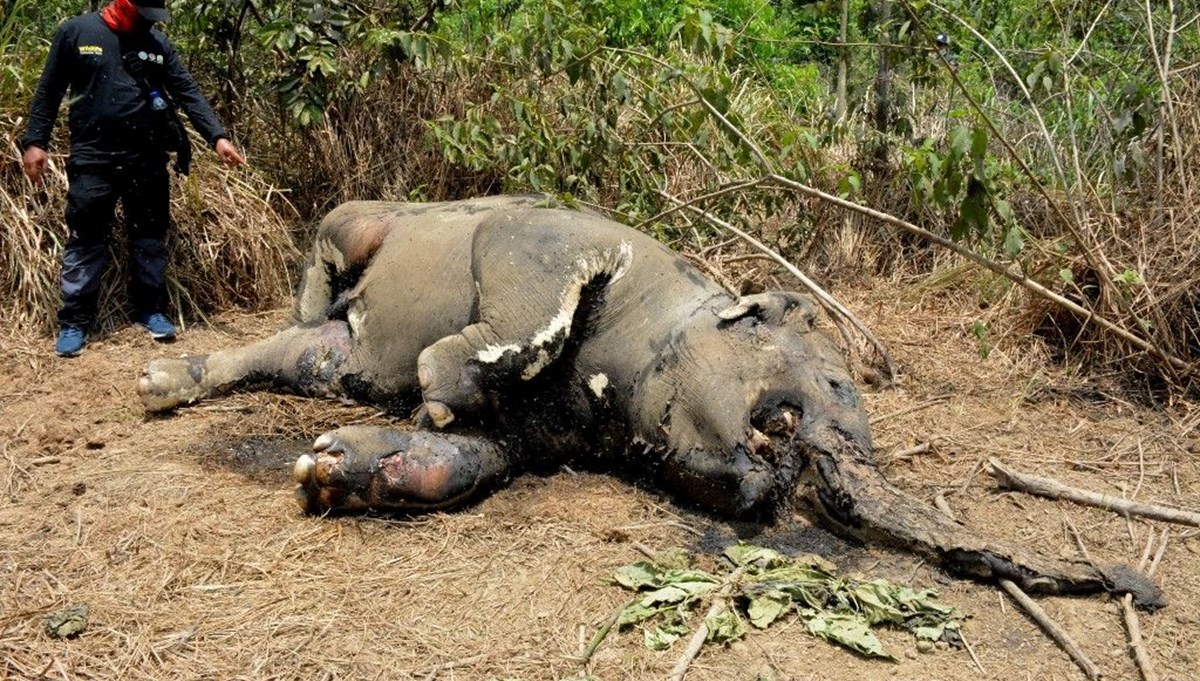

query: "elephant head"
(637, 291), (871, 517)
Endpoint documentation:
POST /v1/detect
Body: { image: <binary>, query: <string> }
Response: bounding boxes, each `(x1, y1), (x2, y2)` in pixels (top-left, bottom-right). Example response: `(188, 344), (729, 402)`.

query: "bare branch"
(989, 458), (1200, 526)
(667, 566), (747, 681)
(999, 579), (1101, 680)
(656, 190), (899, 380)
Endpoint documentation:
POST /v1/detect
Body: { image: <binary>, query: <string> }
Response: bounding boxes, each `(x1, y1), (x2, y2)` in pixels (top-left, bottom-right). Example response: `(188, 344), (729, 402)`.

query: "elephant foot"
(139, 357), (209, 412)
(412, 401), (456, 429)
(292, 426), (509, 514)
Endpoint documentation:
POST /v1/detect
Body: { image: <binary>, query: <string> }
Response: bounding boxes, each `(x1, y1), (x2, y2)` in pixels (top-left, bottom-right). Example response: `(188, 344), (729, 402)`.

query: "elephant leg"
(139, 320), (353, 411)
(291, 425), (511, 513)
(413, 230), (634, 428)
(414, 322), (506, 428)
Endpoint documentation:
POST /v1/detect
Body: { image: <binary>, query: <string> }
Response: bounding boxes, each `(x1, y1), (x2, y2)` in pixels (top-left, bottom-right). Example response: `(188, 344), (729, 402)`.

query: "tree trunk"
(834, 0), (850, 121)
(872, 0), (894, 166)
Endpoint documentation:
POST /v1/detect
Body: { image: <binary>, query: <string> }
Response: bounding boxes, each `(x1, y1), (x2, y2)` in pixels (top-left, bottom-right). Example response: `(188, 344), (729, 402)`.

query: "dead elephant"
(140, 196), (1163, 609)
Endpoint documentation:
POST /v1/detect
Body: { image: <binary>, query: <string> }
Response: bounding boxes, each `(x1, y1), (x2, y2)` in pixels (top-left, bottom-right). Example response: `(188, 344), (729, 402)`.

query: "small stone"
(905, 649), (918, 660)
(935, 640), (949, 651)
(916, 640), (935, 654)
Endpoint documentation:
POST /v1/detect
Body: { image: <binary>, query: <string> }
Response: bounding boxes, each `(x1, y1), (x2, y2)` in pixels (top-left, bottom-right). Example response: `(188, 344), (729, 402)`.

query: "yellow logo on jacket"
(78, 45), (103, 56)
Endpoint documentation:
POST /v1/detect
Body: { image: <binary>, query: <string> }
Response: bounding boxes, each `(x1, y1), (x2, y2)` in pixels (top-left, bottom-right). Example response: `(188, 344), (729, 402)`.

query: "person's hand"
(215, 138), (246, 167)
(22, 146), (49, 186)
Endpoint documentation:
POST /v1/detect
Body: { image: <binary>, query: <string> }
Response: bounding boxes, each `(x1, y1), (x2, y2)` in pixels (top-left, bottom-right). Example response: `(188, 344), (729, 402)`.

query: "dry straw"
(1, 118), (300, 335)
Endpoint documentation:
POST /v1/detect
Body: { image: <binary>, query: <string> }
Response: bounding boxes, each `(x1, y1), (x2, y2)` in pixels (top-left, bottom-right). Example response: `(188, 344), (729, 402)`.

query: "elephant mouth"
(744, 400), (810, 510)
(744, 396), (877, 516)
(748, 402), (800, 457)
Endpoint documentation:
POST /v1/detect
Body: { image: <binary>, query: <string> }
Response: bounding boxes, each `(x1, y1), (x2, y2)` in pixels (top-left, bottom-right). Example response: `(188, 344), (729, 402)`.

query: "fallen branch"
(1122, 528), (1168, 681)
(999, 579), (1101, 681)
(657, 190), (898, 380)
(1122, 594), (1157, 681)
(667, 565), (747, 681)
(989, 458), (1200, 526)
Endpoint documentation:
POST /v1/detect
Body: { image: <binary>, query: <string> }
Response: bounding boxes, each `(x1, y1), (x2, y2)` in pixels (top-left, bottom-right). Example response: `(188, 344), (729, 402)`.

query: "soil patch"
(1, 288), (1198, 680)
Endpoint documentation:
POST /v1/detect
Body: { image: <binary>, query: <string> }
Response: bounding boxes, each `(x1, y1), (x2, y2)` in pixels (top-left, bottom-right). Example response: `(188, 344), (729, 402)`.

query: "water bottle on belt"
(148, 89), (168, 112)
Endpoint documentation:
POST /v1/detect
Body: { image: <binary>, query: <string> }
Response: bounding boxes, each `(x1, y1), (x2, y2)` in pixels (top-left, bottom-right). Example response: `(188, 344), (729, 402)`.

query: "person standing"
(20, 0), (245, 357)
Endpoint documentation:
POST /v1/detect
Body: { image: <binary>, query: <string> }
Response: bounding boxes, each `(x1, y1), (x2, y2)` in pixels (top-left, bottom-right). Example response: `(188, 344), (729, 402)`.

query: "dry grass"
(0, 291), (1197, 680)
(258, 67), (499, 218)
(0, 114), (300, 335)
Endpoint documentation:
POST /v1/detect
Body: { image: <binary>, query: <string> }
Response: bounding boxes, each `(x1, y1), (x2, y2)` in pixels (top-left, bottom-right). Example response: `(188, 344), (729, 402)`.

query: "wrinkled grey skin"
(140, 196), (1164, 609)
(142, 195), (860, 516)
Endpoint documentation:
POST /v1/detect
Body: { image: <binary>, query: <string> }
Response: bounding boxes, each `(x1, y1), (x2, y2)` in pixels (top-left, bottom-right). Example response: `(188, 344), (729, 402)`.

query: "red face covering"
(101, 0), (146, 33)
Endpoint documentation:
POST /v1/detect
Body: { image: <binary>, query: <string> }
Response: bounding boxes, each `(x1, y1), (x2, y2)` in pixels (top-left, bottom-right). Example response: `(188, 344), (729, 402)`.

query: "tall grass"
(1, 0), (1197, 395)
(0, 118), (300, 334)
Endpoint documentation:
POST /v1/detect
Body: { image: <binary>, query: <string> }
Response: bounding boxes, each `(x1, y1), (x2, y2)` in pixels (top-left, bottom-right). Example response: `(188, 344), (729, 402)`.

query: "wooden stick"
(1122, 594), (1158, 681)
(29, 456), (61, 466)
(1147, 529), (1169, 577)
(989, 458), (1200, 526)
(933, 493), (956, 521)
(1120, 527), (1169, 681)
(668, 566), (747, 681)
(998, 579), (1101, 680)
(959, 631), (986, 674)
(1061, 510), (1093, 562)
(1136, 531), (1156, 572)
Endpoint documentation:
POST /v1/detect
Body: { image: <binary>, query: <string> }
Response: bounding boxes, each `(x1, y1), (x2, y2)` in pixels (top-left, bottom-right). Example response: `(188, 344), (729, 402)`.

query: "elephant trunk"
(794, 428), (1166, 610)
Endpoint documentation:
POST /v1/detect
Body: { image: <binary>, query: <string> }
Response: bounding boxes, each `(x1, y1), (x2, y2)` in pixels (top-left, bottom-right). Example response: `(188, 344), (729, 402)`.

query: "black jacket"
(22, 13), (227, 167)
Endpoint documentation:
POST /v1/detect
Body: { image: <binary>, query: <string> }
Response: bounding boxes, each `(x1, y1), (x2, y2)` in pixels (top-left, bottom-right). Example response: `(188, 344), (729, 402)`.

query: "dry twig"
(667, 565), (747, 681)
(989, 458), (1200, 526)
(998, 579), (1101, 680)
(1121, 528), (1169, 681)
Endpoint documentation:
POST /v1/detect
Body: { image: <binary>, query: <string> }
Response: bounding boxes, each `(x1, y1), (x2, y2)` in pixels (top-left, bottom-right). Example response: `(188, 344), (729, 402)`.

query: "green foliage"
(609, 544), (962, 659)
(4, 0), (1195, 390)
(971, 319), (991, 359)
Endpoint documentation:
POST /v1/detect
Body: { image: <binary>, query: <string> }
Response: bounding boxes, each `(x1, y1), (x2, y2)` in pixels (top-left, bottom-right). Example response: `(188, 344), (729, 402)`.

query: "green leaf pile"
(610, 544), (962, 659)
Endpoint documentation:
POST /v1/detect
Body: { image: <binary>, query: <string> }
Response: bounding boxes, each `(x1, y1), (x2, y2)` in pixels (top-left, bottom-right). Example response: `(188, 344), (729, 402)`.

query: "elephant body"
(140, 196), (1162, 608)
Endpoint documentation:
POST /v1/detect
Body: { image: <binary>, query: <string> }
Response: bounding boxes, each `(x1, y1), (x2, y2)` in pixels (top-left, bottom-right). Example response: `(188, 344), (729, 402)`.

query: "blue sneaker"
(55, 325), (88, 357)
(137, 312), (177, 341)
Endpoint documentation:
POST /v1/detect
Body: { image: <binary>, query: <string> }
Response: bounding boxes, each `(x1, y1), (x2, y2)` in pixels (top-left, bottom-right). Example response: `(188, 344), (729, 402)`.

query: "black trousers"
(60, 161), (170, 328)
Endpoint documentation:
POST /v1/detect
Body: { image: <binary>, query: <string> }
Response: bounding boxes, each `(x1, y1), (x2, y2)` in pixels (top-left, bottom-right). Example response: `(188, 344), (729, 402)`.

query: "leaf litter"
(608, 543), (963, 659)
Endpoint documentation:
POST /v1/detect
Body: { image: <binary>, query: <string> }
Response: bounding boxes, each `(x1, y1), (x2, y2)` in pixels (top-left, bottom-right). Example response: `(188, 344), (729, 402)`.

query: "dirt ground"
(1, 286), (1198, 681)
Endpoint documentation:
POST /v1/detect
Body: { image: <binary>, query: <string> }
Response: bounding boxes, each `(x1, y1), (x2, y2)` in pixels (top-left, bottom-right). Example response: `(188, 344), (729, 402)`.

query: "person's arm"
(21, 24), (72, 184)
(159, 36), (243, 165)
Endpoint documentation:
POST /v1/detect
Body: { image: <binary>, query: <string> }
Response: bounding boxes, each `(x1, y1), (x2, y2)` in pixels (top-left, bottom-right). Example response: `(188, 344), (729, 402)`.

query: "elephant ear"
(717, 292), (816, 328)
